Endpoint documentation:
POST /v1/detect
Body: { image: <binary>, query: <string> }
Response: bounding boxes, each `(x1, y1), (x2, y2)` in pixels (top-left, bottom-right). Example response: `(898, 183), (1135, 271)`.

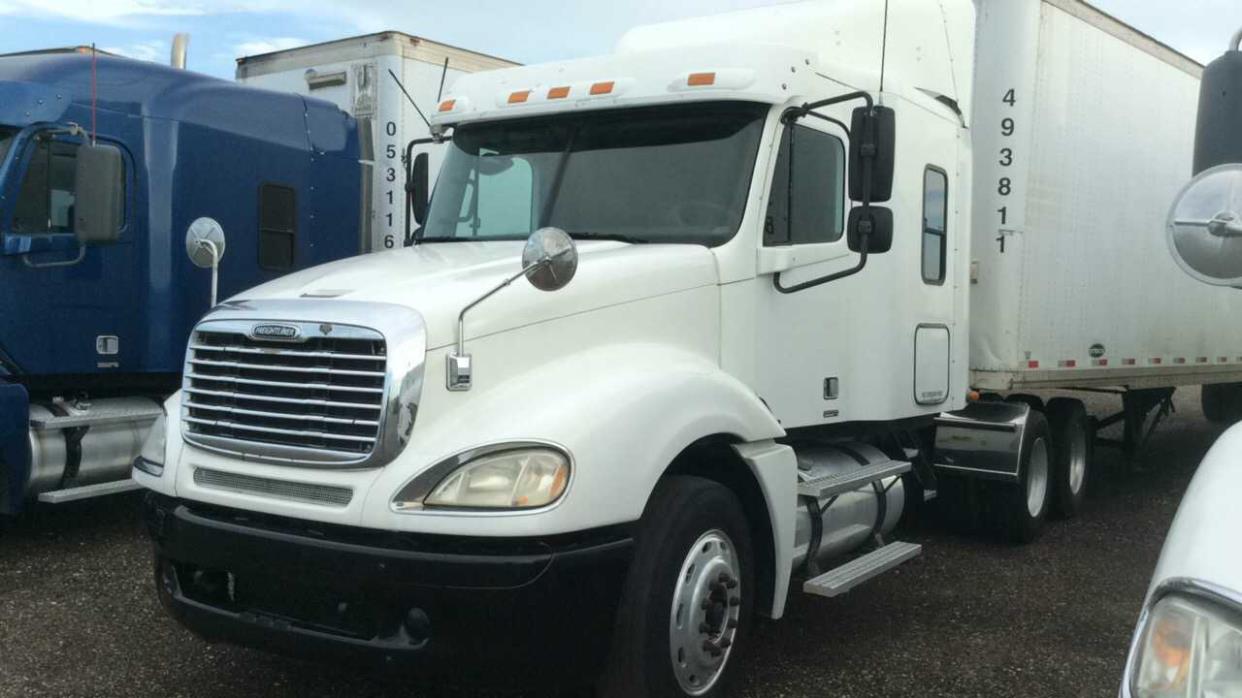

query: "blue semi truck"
(0, 49), (363, 513)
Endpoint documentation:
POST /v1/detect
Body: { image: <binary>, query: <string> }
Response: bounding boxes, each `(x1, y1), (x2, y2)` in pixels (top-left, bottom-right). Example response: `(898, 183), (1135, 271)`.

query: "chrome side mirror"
(1167, 164), (1242, 287)
(522, 227), (578, 292)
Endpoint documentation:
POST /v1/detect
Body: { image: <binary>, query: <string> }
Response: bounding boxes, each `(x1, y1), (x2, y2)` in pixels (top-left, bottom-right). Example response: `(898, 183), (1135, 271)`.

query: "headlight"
(1129, 592), (1242, 696)
(133, 412), (167, 477)
(393, 446), (571, 511)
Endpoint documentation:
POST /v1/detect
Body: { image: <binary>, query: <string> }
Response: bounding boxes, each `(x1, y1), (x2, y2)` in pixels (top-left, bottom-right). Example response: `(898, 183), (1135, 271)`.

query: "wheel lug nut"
(702, 640), (722, 657)
(719, 637), (733, 649)
(729, 597), (741, 607)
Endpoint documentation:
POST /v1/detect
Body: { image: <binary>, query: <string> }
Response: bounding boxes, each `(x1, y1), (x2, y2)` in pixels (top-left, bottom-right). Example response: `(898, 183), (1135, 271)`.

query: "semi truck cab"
(136, 1), (1167, 695)
(0, 50), (362, 512)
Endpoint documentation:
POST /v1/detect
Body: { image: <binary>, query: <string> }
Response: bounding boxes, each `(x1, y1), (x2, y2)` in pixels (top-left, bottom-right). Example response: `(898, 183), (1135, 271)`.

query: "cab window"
(922, 167), (948, 284)
(764, 124), (846, 246)
(13, 138), (82, 234)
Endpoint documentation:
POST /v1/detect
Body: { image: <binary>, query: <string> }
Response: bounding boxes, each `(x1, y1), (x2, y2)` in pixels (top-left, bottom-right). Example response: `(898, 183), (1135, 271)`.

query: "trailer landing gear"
(1094, 387), (1175, 471)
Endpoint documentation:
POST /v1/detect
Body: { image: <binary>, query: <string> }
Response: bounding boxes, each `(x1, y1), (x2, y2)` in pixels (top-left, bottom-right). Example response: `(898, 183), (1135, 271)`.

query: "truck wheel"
(600, 476), (753, 698)
(1201, 383), (1242, 424)
(995, 410), (1052, 544)
(1046, 398), (1093, 519)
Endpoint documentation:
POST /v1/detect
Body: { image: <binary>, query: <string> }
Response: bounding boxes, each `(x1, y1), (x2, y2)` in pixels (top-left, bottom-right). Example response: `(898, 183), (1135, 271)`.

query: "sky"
(0, 0), (1240, 80)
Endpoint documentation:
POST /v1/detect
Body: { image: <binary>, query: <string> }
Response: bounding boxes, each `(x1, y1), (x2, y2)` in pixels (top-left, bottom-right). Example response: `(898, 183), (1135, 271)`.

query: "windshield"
(422, 101), (769, 246)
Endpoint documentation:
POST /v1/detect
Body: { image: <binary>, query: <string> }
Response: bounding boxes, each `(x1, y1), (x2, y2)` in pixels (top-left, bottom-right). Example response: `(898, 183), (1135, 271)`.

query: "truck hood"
(1148, 423), (1242, 598)
(230, 240), (721, 349)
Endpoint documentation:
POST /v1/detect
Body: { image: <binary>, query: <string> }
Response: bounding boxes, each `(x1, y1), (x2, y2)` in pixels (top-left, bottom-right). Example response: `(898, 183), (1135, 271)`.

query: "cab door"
(0, 129), (136, 378)
(751, 112), (854, 429)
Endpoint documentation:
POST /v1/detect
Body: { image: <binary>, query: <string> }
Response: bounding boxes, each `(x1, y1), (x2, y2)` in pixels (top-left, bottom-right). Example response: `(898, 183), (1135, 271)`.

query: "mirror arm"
(774, 93), (878, 295)
(455, 259), (548, 357)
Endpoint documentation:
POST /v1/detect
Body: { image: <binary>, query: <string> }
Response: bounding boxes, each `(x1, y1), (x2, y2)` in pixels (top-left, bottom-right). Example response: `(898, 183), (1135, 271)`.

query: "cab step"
(797, 459), (911, 499)
(37, 479), (142, 504)
(802, 541), (922, 597)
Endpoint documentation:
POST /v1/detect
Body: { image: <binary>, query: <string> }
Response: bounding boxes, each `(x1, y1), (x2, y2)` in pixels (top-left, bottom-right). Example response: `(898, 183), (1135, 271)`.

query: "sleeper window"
(922, 167), (948, 284)
(764, 125), (846, 246)
(259, 184), (297, 271)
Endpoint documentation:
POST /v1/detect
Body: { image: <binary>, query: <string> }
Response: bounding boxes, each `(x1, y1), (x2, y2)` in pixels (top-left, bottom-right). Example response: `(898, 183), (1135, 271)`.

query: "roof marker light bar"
(547, 86), (571, 99)
(687, 72), (717, 86)
(590, 81), (615, 95)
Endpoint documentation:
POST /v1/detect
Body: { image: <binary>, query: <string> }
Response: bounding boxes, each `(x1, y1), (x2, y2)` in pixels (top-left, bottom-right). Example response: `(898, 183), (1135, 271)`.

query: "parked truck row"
(120, 1), (1242, 695)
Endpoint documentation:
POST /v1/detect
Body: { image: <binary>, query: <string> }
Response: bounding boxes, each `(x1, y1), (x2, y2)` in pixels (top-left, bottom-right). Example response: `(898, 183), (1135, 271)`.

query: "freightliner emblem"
(250, 323), (302, 341)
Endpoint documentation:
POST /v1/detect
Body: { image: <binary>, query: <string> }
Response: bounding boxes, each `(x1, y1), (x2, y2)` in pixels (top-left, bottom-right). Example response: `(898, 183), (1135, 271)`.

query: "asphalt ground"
(0, 389), (1220, 697)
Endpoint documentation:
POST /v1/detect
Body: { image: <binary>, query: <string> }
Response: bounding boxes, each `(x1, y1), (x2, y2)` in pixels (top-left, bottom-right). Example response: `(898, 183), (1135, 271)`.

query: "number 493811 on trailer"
(135, 1), (1242, 695)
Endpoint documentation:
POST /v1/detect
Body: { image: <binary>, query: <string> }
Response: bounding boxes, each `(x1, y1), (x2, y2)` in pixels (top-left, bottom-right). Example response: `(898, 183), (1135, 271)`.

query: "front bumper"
(144, 494), (633, 687)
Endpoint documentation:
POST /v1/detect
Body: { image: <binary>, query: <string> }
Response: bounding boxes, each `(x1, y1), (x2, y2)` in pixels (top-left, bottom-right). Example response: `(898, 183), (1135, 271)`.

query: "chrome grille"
(194, 468), (353, 507)
(182, 321), (388, 464)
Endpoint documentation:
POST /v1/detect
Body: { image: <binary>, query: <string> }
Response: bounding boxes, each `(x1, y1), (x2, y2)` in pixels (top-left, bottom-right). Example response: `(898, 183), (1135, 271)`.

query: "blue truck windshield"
(422, 101), (768, 246)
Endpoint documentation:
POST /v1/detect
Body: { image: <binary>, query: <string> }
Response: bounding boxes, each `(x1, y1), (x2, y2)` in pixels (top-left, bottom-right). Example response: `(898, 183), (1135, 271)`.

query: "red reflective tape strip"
(1027, 360), (1040, 369)
(1174, 358), (1187, 365)
(1059, 359), (1077, 368)
(1150, 358), (1163, 365)
(1122, 358), (1137, 366)
(1093, 359), (1108, 367)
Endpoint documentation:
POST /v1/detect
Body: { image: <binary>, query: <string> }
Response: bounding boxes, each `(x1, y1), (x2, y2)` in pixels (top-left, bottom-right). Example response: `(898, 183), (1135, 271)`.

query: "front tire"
(600, 476), (754, 698)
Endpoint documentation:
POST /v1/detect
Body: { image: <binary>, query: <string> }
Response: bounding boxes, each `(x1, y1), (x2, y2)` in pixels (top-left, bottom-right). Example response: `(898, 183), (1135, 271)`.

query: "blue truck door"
(0, 131), (137, 378)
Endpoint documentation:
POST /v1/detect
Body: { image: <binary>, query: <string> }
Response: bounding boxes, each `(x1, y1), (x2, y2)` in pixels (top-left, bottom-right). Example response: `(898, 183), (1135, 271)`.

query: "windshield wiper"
(566, 231), (650, 244)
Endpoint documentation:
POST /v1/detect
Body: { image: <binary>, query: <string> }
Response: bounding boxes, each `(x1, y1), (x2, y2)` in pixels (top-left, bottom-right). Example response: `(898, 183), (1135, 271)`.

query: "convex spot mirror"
(847, 206), (893, 254)
(74, 142), (124, 244)
(522, 227), (578, 292)
(1167, 164), (1242, 287)
(848, 105), (896, 203)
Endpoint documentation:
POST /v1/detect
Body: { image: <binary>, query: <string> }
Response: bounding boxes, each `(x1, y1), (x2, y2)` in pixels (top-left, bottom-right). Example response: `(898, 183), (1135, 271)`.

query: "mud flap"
(932, 401), (1031, 483)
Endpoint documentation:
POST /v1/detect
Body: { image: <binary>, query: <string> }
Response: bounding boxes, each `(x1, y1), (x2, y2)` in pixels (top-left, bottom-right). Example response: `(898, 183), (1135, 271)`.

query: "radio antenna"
(387, 68), (431, 131)
(90, 43), (98, 145)
(436, 57), (449, 101)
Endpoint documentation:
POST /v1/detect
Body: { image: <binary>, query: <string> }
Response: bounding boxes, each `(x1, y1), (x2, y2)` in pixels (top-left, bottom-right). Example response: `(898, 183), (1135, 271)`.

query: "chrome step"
(802, 541), (923, 598)
(797, 459), (911, 499)
(38, 478), (142, 504)
(29, 406), (163, 431)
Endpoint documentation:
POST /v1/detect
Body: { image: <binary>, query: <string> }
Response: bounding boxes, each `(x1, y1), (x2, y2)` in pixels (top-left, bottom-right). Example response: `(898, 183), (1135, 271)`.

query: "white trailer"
(235, 33), (515, 253)
(134, 2), (1233, 696)
(970, 2), (1242, 393)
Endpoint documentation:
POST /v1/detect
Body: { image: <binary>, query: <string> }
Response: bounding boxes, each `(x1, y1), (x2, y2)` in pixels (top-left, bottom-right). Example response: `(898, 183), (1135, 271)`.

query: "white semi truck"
(134, 1), (1242, 695)
(235, 32), (516, 253)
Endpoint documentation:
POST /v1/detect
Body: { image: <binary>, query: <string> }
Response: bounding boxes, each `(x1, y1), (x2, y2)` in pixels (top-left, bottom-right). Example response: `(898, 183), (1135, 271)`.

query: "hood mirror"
(522, 227), (578, 292)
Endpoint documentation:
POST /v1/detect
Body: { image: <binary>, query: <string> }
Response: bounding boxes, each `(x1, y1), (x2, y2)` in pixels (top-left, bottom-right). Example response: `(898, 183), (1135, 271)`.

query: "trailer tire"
(1046, 398), (1093, 519)
(599, 476), (753, 698)
(995, 410), (1052, 544)
(1201, 383), (1242, 424)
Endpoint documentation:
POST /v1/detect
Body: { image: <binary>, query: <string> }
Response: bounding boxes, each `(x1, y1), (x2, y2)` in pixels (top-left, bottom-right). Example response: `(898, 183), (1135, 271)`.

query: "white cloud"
(233, 36), (307, 57)
(103, 38), (168, 62)
(0, 0), (207, 24)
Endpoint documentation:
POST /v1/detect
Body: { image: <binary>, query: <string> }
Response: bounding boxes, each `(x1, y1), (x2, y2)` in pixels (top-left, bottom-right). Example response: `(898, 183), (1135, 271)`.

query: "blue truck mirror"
(73, 142), (124, 244)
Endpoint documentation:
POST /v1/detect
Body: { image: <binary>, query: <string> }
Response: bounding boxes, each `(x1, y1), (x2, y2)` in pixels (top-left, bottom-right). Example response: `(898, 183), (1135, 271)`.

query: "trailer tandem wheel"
(1045, 398), (1093, 519)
